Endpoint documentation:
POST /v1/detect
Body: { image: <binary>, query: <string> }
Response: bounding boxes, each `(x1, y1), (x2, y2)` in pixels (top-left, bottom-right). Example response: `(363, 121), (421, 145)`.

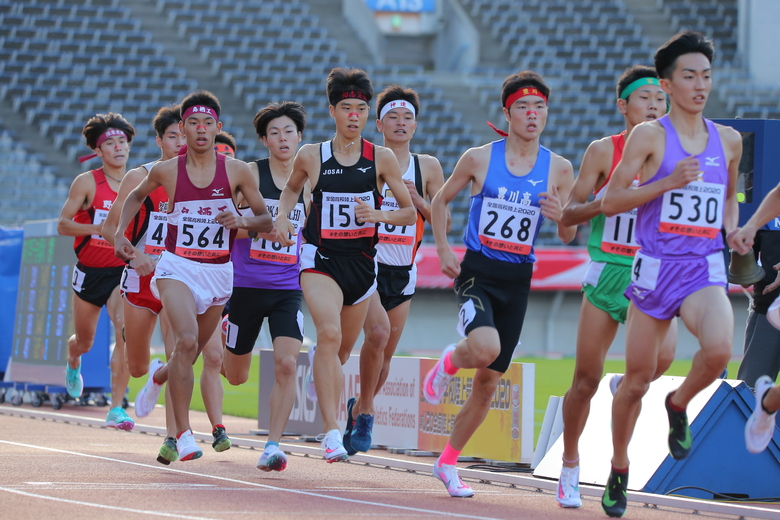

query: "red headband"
(78, 128), (127, 163)
(182, 105), (219, 122)
(214, 143), (234, 155)
(505, 87), (547, 109)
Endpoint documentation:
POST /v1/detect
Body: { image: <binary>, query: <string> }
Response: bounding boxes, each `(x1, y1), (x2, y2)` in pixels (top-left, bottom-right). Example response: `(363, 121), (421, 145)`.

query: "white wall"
(739, 0), (780, 86)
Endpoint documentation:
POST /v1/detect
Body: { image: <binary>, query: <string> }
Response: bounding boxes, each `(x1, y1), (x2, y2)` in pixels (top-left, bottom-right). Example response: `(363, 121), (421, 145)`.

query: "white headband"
(379, 100), (416, 121)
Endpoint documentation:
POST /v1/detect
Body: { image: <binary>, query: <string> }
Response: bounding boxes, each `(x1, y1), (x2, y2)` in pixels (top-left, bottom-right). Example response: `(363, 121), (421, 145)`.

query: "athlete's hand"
(539, 184), (564, 222)
(131, 250), (156, 277)
(438, 247), (461, 279)
(404, 179), (426, 211)
(667, 156), (701, 190)
(354, 196), (379, 224)
(764, 262), (780, 294)
(216, 210), (244, 230)
(275, 215), (296, 247)
(114, 235), (135, 262)
(727, 226), (756, 255)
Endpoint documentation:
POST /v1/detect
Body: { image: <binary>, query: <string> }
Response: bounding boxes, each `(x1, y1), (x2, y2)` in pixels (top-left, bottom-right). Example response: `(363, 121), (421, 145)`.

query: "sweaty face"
(262, 115), (301, 161)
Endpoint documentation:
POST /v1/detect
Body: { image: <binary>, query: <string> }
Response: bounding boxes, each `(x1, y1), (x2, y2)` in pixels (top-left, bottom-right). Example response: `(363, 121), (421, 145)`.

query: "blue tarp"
(0, 227), (23, 374)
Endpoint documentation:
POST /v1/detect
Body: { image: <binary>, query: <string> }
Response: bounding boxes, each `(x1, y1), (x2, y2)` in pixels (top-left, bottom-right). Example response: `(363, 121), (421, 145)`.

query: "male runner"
(114, 91), (273, 463)
(221, 101), (309, 471)
(344, 85), (446, 454)
(215, 131), (237, 158)
(424, 71), (576, 497)
(275, 68), (416, 463)
(555, 66), (677, 508)
(600, 31), (742, 517)
(58, 112), (135, 430)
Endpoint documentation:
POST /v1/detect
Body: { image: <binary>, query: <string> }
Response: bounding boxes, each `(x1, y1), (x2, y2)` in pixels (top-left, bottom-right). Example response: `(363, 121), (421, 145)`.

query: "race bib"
(144, 211), (168, 255)
(120, 267), (140, 294)
(601, 209), (639, 256)
(321, 191), (375, 239)
(630, 251), (660, 291)
(71, 265), (86, 292)
(248, 200), (304, 264)
(478, 197), (540, 255)
(175, 201), (231, 260)
(90, 208), (112, 249)
(659, 181), (724, 239)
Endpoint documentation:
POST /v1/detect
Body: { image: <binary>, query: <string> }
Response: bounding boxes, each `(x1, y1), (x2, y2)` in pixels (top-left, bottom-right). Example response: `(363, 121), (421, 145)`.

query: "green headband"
(619, 77), (662, 100)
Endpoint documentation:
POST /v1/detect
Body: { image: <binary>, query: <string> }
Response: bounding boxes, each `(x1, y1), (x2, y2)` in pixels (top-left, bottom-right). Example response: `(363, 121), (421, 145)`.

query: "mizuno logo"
(212, 188), (224, 196)
(527, 179), (543, 186)
(632, 287), (645, 299)
(705, 156), (720, 167)
(357, 166), (372, 173)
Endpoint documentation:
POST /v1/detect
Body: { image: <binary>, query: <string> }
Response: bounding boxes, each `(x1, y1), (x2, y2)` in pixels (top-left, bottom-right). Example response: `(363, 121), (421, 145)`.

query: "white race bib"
(659, 180), (724, 239)
(174, 200), (231, 260)
(120, 267), (141, 293)
(478, 197), (540, 255)
(90, 208), (112, 249)
(321, 191), (375, 240)
(144, 211), (168, 256)
(601, 209), (639, 256)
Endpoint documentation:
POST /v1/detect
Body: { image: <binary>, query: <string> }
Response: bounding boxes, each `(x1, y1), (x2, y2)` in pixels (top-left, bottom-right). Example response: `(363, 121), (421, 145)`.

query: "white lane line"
(0, 486), (218, 520)
(0, 440), (500, 520)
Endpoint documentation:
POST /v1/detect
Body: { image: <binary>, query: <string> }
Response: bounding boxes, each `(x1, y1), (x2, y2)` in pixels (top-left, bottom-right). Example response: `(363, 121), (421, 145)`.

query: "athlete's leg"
(672, 286), (733, 408)
(654, 318), (678, 379)
(354, 292), (390, 416)
(123, 300), (157, 378)
(267, 336), (302, 443)
(373, 299), (412, 397)
(223, 347), (252, 385)
(449, 365), (504, 450)
(68, 293), (103, 368)
(200, 324), (224, 429)
(449, 326), (501, 370)
(561, 296), (619, 466)
(611, 303), (671, 468)
(106, 285), (129, 406)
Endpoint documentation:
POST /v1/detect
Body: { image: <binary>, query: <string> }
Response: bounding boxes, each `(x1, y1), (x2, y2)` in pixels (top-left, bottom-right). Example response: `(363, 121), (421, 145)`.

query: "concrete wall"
(739, 0), (780, 86)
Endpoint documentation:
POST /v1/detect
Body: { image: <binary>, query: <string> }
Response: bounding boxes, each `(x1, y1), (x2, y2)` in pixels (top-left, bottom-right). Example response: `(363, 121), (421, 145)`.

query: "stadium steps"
(299, 0), (374, 66)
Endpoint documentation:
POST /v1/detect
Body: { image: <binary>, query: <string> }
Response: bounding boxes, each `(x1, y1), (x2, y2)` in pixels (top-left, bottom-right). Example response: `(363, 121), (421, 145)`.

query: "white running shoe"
(746, 375), (778, 454)
(306, 343), (317, 402)
(556, 465), (582, 508)
(609, 374), (623, 397)
(177, 429), (203, 461)
(423, 344), (457, 405)
(319, 428), (348, 463)
(433, 458), (474, 498)
(135, 358), (164, 418)
(257, 445), (288, 472)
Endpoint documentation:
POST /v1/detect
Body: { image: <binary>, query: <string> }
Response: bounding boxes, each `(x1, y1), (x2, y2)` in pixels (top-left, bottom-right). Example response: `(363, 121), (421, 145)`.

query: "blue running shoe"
(350, 413), (374, 453)
(65, 361), (83, 398)
(343, 397), (356, 455)
(105, 406), (135, 431)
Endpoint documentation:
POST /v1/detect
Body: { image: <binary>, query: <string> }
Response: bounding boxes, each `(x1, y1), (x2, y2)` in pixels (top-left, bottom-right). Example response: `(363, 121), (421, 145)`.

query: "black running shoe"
(601, 468), (628, 518)
(157, 436), (178, 465)
(665, 393), (691, 460)
(343, 397), (356, 455)
(212, 426), (232, 452)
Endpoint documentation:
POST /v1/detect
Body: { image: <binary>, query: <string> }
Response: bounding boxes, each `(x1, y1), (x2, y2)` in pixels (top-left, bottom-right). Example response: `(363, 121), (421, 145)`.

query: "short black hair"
(180, 90), (221, 119)
(326, 67), (373, 107)
(654, 30), (715, 80)
(501, 71), (551, 108)
(214, 131), (237, 152)
(616, 65), (658, 99)
(152, 105), (181, 138)
(252, 101), (306, 138)
(82, 112), (135, 149)
(376, 84), (420, 119)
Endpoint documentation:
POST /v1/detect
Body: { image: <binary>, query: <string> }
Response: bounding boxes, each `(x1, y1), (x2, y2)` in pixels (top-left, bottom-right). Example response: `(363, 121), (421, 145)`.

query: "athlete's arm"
(544, 154), (577, 244)
(103, 167), (156, 276)
(114, 163), (165, 262)
(417, 155), (449, 230)
(218, 160), (272, 233)
(57, 172), (99, 237)
(355, 147), (416, 226)
(276, 144), (317, 246)
(602, 123), (700, 216)
(233, 161), (261, 239)
(431, 146), (486, 279)
(561, 138), (611, 227)
(721, 125), (743, 239)
(730, 183), (780, 254)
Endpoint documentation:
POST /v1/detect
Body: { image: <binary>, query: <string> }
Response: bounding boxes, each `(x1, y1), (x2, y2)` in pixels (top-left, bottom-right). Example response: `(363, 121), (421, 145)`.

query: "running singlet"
(125, 161), (169, 257)
(587, 132), (639, 265)
(164, 153), (237, 264)
(464, 139), (548, 264)
(233, 158), (305, 290)
(635, 115), (728, 258)
(302, 139), (381, 255)
(376, 154), (424, 267)
(73, 168), (125, 268)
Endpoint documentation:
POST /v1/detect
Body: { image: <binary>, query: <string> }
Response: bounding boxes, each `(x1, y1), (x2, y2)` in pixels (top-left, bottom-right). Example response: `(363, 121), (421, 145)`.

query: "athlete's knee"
(173, 333), (198, 360)
(701, 344), (731, 371)
(316, 324), (341, 349)
(201, 345), (223, 371)
(363, 322), (390, 351)
(225, 368), (249, 386)
(275, 355), (297, 381)
(471, 344), (501, 367)
(571, 372), (601, 400)
(128, 360), (149, 379)
(620, 376), (651, 402)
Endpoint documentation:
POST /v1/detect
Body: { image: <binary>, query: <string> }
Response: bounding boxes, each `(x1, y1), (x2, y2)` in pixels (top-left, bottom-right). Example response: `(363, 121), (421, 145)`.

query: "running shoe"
(306, 343), (317, 402)
(746, 375), (778, 454)
(556, 465), (582, 508)
(212, 425), (232, 452)
(609, 375), (623, 397)
(432, 457), (474, 498)
(257, 445), (288, 472)
(134, 358), (165, 418)
(105, 406), (135, 431)
(177, 429), (203, 461)
(343, 397), (356, 455)
(351, 413), (374, 453)
(423, 344), (457, 404)
(319, 428), (348, 463)
(65, 360), (83, 399)
(157, 437), (178, 465)
(665, 392), (691, 460)
(601, 468), (628, 517)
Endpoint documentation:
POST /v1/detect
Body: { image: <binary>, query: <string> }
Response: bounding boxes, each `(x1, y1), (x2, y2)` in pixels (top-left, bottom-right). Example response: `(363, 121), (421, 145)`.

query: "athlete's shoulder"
(416, 153), (442, 168)
(548, 150), (573, 175)
(713, 121), (742, 147)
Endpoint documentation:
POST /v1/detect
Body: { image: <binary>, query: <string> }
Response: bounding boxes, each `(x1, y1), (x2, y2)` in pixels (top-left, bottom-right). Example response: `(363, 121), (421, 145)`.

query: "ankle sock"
(439, 442), (461, 466)
(442, 351), (458, 375)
